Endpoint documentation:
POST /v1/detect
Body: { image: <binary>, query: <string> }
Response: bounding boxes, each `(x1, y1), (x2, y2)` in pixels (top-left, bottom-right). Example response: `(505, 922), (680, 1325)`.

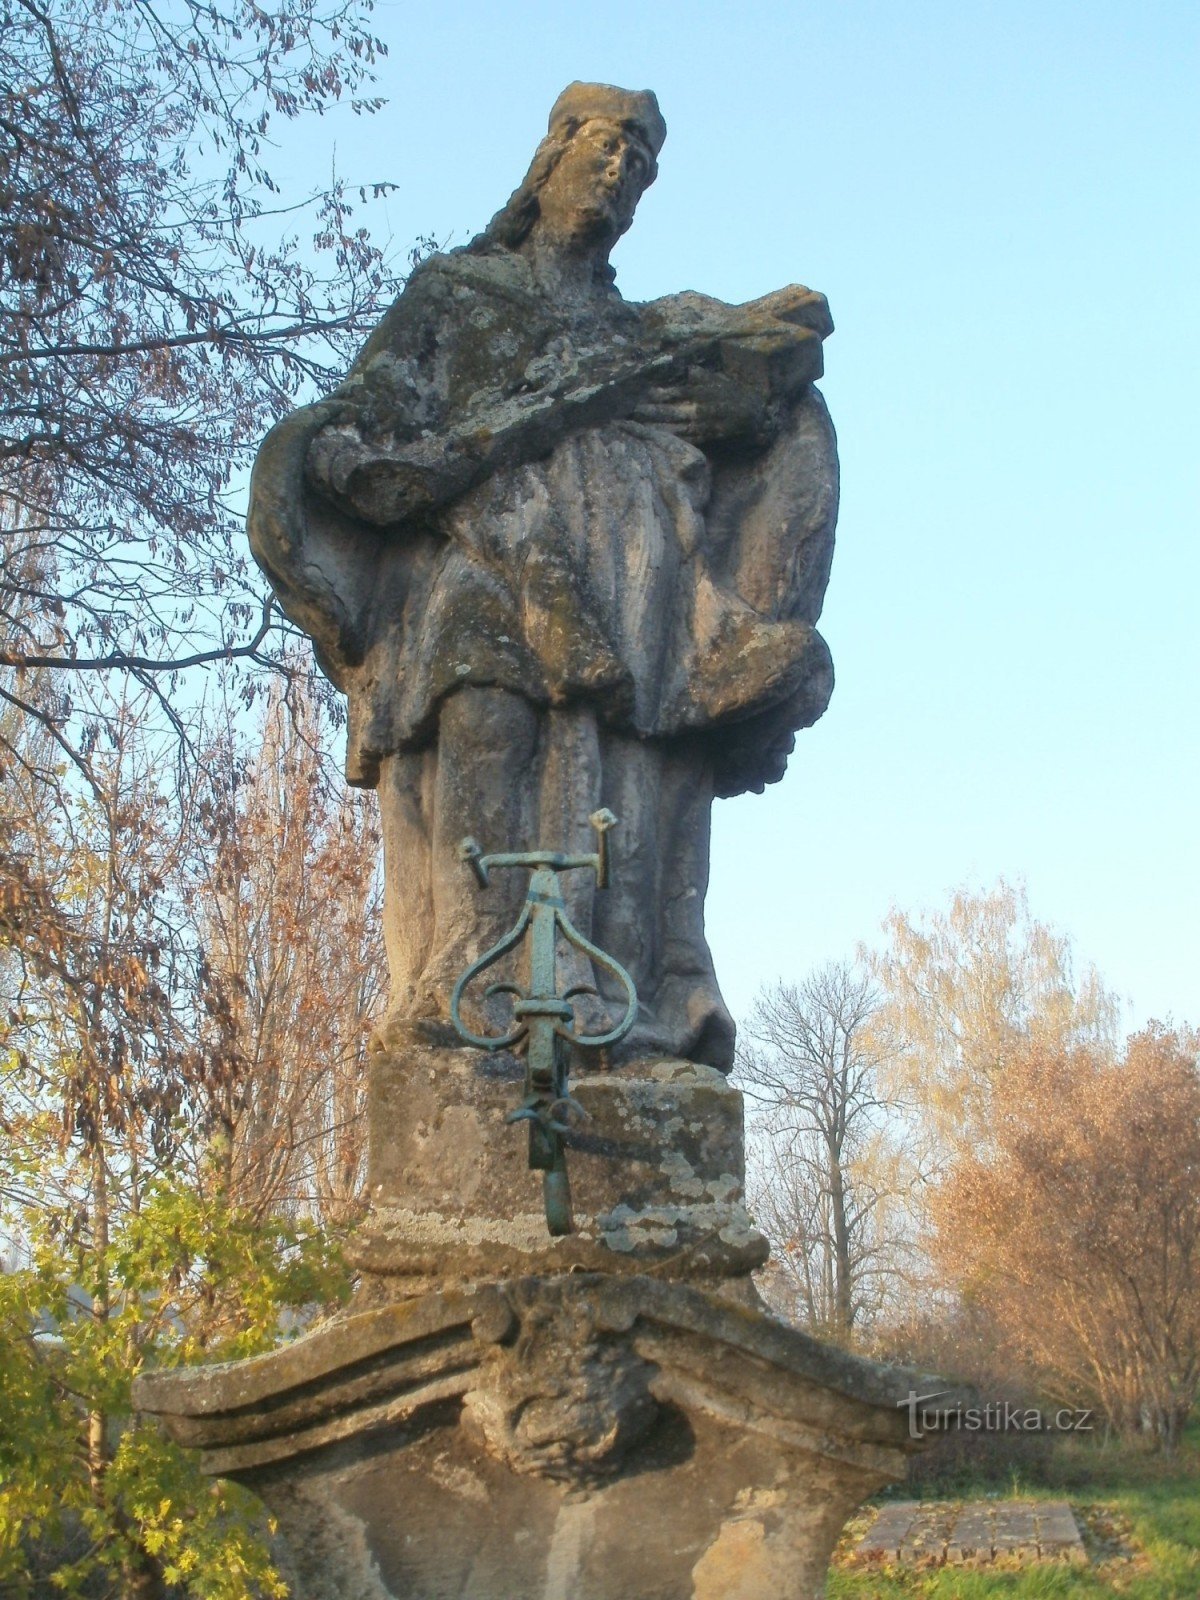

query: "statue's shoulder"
(391, 248), (544, 325)
(349, 248), (548, 383)
(424, 246), (538, 301)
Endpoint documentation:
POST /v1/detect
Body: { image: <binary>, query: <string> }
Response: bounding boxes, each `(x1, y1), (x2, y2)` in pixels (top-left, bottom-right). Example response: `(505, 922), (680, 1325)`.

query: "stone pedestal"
(133, 1024), (939, 1597)
(350, 1020), (768, 1293)
(136, 1276), (922, 1600)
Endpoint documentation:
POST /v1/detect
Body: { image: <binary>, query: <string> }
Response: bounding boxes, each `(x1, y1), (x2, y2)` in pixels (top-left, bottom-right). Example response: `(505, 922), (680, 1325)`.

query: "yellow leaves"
(162, 1539), (199, 1582)
(869, 881), (1120, 1155)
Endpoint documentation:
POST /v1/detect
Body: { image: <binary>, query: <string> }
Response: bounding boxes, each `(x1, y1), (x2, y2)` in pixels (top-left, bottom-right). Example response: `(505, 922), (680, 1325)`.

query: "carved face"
(535, 117), (653, 248)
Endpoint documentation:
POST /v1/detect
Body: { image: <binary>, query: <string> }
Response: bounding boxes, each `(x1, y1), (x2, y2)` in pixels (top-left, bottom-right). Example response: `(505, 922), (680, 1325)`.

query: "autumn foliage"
(931, 1026), (1200, 1449)
(746, 895), (1200, 1459)
(0, 673), (385, 1594)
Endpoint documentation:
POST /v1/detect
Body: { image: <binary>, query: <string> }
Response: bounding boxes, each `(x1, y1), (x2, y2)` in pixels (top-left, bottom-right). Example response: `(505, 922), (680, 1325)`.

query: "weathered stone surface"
(247, 80), (838, 1071)
(851, 1501), (1087, 1569)
(946, 1504), (995, 1563)
(352, 1023), (765, 1289)
(136, 1275), (927, 1599)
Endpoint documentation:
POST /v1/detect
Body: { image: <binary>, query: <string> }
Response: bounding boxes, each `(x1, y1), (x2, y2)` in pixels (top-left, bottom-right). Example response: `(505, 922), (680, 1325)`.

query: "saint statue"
(248, 83), (838, 1070)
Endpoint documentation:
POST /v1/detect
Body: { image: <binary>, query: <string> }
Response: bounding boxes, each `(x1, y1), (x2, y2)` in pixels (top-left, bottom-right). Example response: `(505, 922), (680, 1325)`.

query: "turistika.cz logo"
(900, 1390), (1094, 1441)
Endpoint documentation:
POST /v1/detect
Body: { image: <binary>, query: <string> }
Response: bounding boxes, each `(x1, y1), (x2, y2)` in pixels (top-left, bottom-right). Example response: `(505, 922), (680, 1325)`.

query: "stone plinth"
(135, 1276), (923, 1600)
(351, 1020), (768, 1293)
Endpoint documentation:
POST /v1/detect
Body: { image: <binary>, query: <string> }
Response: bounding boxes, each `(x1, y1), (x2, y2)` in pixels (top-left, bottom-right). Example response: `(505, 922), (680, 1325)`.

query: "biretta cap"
(548, 82), (667, 161)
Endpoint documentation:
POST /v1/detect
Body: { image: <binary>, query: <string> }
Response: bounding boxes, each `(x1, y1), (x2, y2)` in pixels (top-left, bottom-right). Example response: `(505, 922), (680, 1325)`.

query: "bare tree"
(1, 0), (398, 715)
(738, 962), (916, 1343)
(188, 670), (385, 1229)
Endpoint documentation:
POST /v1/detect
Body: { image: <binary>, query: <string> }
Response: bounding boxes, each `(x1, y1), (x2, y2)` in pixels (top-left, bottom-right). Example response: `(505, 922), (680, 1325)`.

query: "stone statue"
(248, 81), (838, 1071)
(139, 91), (945, 1600)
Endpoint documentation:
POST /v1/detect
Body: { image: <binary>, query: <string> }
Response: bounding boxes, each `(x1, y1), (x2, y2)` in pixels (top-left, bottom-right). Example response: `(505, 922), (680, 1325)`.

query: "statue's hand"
(629, 367), (770, 448)
(306, 421), (444, 528)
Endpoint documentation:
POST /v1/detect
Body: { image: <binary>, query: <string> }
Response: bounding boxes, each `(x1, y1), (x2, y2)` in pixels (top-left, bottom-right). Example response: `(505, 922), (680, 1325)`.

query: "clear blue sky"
(278, 0), (1199, 1031)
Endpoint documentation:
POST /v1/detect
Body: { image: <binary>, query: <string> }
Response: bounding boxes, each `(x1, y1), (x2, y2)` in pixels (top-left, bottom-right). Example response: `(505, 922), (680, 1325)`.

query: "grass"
(828, 1425), (1200, 1599)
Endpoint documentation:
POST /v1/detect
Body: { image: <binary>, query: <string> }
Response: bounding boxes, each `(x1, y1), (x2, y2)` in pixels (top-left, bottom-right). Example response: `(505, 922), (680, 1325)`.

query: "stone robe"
(248, 248), (839, 1068)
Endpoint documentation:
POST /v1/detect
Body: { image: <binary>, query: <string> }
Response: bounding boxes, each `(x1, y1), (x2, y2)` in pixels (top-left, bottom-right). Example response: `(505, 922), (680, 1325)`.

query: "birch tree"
(869, 880), (1120, 1155)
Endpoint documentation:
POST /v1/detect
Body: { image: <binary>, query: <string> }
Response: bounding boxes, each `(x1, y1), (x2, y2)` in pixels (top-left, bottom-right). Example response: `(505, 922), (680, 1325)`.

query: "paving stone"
(947, 1506), (994, 1563)
(855, 1499), (1087, 1569)
(1035, 1502), (1087, 1563)
(1036, 1503), (1083, 1540)
(854, 1504), (920, 1559)
(899, 1520), (948, 1566)
(993, 1506), (1039, 1551)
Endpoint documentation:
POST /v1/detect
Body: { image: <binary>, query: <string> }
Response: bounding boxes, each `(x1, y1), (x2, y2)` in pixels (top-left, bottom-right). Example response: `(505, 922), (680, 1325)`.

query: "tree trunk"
(828, 1153), (853, 1342)
(87, 1126), (110, 1503)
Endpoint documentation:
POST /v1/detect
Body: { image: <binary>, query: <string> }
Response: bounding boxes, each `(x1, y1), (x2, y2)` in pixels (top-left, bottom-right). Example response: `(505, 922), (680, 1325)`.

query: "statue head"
(472, 83), (666, 261)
